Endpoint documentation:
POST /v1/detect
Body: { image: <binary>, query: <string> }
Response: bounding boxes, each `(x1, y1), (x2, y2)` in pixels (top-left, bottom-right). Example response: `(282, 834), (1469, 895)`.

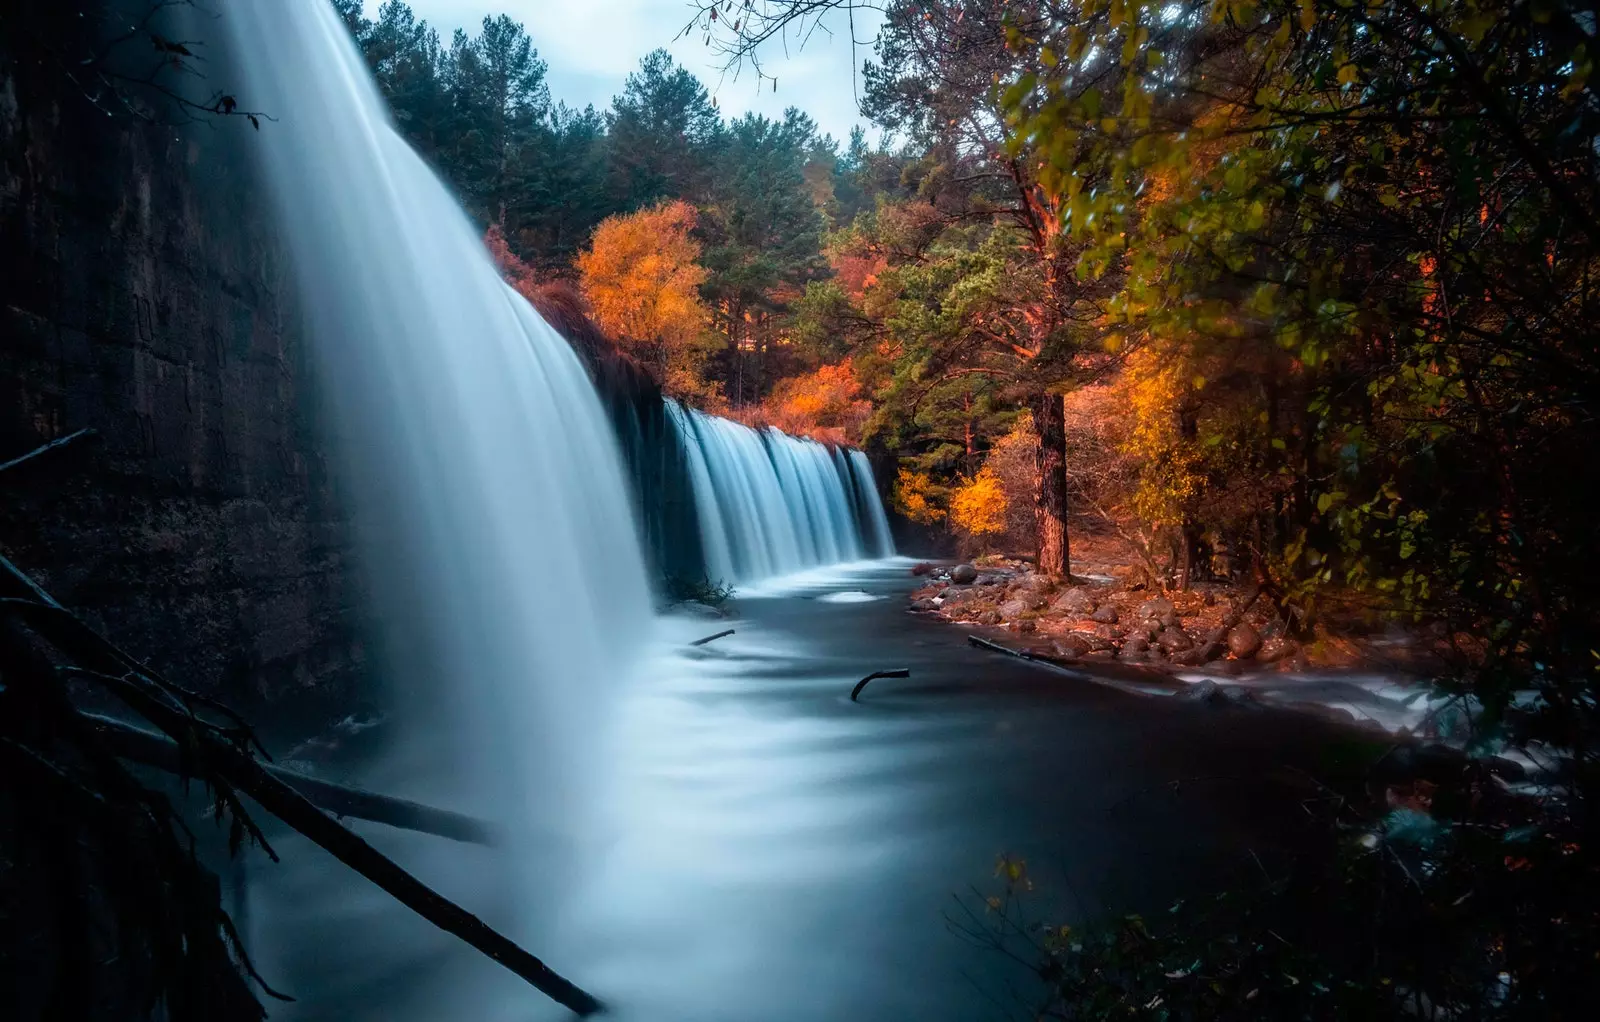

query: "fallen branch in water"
(689, 628), (735, 647)
(850, 668), (910, 701)
(0, 427), (98, 474)
(83, 711), (497, 846)
(0, 553), (604, 1017)
(966, 635), (1090, 675)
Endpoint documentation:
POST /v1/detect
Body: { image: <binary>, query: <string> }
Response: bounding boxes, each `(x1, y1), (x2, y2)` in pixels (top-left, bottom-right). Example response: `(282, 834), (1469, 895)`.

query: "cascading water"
(667, 401), (895, 582)
(222, 0), (651, 952)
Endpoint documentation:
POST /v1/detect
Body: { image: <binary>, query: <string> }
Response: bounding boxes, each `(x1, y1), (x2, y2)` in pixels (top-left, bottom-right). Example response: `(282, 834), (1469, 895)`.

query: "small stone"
(1093, 623), (1124, 640)
(1009, 619), (1037, 634)
(999, 598), (1032, 619)
(1053, 587), (1097, 616)
(1157, 627), (1194, 653)
(1121, 635), (1150, 653)
(1073, 631), (1114, 653)
(1171, 644), (1219, 666)
(910, 599), (937, 612)
(950, 563), (978, 584)
(1090, 604), (1119, 624)
(1136, 598), (1176, 621)
(977, 609), (1001, 626)
(1256, 636), (1298, 664)
(1053, 634), (1091, 657)
(1226, 623), (1263, 659)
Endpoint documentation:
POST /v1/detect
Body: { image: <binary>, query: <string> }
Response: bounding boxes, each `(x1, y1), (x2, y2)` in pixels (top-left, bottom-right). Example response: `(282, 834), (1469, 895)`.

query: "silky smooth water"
(667, 402), (894, 583)
(222, 0), (652, 925)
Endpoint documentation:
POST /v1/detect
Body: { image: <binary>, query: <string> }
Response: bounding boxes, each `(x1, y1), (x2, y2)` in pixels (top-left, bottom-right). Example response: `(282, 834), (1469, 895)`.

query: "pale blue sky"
(365, 1), (883, 144)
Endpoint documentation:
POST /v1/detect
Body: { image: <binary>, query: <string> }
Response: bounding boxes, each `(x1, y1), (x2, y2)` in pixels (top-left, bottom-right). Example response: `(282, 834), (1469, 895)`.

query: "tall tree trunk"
(1033, 391), (1070, 577)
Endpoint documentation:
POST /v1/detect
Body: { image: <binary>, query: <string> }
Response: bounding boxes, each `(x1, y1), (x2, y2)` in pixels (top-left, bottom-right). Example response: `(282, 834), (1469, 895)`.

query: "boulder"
(1157, 627), (1194, 653)
(911, 562), (934, 576)
(1226, 623), (1263, 659)
(1009, 619), (1037, 634)
(910, 599), (938, 612)
(950, 563), (979, 584)
(1256, 636), (1298, 664)
(977, 609), (1002, 626)
(1093, 623), (1124, 641)
(1053, 587), (1098, 616)
(1090, 604), (1120, 624)
(1121, 635), (1150, 654)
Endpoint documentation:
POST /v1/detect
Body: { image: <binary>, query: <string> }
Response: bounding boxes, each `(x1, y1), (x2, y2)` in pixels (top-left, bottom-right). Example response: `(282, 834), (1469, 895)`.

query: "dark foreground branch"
(849, 668), (910, 701)
(0, 554), (604, 1016)
(689, 628), (736, 647)
(83, 712), (498, 846)
(0, 427), (98, 475)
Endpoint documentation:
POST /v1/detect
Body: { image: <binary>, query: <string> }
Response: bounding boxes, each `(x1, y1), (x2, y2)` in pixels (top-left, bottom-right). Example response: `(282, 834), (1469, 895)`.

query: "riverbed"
(243, 559), (1363, 1021)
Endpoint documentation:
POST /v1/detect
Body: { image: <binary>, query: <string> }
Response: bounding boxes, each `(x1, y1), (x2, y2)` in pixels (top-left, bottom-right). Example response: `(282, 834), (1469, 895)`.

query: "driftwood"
(967, 635), (1093, 676)
(849, 668), (910, 701)
(0, 554), (604, 1017)
(689, 628), (735, 647)
(83, 711), (497, 846)
(0, 427), (98, 474)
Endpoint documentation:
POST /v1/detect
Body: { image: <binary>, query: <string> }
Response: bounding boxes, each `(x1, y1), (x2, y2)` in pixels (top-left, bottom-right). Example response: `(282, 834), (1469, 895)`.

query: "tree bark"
(1033, 390), (1070, 577)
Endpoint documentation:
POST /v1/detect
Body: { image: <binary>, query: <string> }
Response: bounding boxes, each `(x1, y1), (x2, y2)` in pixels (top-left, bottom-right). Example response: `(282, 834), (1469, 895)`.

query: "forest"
(3, 0), (1598, 1018)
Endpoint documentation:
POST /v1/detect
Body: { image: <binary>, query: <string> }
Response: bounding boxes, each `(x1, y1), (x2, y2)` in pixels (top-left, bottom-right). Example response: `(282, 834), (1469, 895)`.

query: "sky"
(369, 1), (884, 144)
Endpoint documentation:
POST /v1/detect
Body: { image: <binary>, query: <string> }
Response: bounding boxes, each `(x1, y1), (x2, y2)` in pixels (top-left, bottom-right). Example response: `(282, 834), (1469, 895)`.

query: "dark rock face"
(0, 21), (367, 731)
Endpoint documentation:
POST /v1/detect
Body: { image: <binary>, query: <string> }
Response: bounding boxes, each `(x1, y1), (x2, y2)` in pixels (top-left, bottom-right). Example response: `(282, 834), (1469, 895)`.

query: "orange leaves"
(754, 360), (871, 443)
(576, 200), (714, 397)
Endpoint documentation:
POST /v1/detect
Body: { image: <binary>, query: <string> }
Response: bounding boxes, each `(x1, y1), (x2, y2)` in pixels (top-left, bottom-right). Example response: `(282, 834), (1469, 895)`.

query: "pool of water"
(242, 560), (1358, 1021)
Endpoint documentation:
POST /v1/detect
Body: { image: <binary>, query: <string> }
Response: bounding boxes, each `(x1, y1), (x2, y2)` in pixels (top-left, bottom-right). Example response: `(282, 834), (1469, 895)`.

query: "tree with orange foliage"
(576, 200), (718, 401)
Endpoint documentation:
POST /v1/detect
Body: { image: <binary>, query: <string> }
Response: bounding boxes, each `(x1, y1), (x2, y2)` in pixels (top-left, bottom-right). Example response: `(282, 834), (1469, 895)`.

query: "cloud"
(381, 0), (880, 142)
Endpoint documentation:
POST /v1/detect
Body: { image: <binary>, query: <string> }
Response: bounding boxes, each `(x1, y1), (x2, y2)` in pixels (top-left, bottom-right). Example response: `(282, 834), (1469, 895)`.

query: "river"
(242, 559), (1357, 1021)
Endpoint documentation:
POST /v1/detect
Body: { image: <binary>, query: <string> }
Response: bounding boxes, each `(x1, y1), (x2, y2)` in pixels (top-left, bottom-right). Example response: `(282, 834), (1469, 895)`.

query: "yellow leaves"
(1299, 0), (1317, 32)
(950, 467), (1008, 536)
(894, 468), (945, 524)
(1337, 62), (1359, 87)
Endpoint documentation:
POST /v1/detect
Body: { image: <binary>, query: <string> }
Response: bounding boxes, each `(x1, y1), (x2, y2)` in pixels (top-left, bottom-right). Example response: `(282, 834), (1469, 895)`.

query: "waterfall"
(222, 0), (651, 895)
(667, 402), (895, 583)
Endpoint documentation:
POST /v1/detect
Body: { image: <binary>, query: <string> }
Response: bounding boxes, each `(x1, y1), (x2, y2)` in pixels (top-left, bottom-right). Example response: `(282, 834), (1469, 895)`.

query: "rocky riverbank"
(907, 542), (1442, 678)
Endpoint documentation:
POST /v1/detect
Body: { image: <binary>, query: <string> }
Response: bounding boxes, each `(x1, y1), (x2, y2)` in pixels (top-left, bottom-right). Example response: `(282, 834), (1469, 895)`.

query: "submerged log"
(0, 427), (97, 475)
(689, 628), (735, 647)
(967, 634), (1093, 675)
(849, 668), (910, 701)
(83, 712), (497, 846)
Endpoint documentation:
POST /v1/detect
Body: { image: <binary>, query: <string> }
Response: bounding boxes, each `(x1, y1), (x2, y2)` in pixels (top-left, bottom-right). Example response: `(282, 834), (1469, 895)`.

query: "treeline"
(330, 0), (900, 410)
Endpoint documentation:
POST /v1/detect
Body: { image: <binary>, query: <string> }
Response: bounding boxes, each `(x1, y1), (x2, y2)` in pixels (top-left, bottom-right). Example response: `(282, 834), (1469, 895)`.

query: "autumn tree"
(576, 199), (718, 401)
